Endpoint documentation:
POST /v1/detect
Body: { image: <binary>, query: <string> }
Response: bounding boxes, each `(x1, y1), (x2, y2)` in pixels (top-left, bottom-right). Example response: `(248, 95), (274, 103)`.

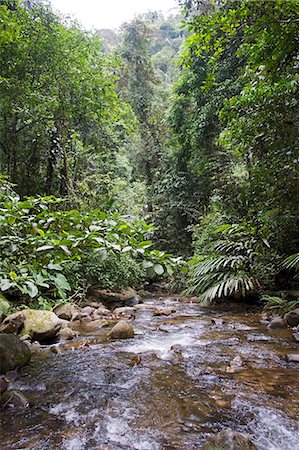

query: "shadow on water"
(0, 298), (298, 449)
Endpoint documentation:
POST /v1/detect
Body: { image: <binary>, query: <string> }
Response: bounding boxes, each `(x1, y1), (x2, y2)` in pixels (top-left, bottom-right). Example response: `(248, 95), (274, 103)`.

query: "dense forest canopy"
(0, 0), (298, 311)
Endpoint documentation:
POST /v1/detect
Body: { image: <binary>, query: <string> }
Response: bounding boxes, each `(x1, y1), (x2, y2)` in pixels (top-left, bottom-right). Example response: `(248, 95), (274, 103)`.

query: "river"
(0, 297), (298, 449)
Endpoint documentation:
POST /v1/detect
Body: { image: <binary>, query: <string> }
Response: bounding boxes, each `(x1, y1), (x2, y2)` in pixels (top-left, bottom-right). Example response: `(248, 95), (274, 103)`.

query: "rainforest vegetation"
(0, 0), (298, 312)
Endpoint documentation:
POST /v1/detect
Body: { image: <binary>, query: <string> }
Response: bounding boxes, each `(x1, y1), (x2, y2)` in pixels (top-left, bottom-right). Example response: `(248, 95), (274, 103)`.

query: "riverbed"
(0, 297), (298, 449)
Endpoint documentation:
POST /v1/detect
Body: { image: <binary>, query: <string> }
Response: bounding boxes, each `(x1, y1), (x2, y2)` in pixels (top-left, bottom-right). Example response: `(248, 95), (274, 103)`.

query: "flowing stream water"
(0, 297), (298, 449)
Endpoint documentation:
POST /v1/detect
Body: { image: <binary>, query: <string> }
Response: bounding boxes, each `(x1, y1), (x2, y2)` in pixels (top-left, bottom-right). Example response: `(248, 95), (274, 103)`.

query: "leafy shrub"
(65, 253), (145, 291)
(0, 179), (181, 306)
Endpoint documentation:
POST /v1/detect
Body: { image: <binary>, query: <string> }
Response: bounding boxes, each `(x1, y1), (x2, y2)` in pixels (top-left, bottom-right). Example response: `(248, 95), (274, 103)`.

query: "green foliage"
(187, 222), (274, 302)
(0, 180), (180, 305)
(0, 0), (133, 202)
(170, 0), (299, 301)
(262, 294), (299, 314)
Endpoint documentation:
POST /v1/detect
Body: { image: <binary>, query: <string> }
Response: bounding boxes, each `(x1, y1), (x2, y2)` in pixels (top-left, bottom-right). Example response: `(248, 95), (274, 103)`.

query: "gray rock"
(267, 316), (287, 329)
(96, 307), (111, 316)
(200, 429), (258, 450)
(125, 296), (140, 307)
(107, 320), (134, 340)
(284, 308), (299, 328)
(0, 334), (31, 374)
(286, 353), (299, 363)
(53, 304), (79, 321)
(81, 306), (95, 315)
(57, 326), (76, 341)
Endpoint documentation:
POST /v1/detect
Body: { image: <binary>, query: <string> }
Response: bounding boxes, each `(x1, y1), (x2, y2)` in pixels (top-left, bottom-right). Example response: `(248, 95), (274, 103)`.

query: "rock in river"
(0, 334), (31, 374)
(200, 429), (258, 450)
(53, 304), (79, 321)
(107, 320), (134, 340)
(284, 308), (299, 328)
(0, 310), (62, 342)
(267, 316), (287, 329)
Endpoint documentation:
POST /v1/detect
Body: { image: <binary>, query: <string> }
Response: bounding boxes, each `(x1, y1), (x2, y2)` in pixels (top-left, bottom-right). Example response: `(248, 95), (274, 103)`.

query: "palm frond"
(283, 253), (299, 271)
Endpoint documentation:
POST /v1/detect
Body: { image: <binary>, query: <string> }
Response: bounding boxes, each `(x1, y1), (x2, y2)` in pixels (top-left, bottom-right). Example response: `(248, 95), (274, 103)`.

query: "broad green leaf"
(25, 281), (39, 298)
(153, 264), (164, 275)
(36, 245), (54, 252)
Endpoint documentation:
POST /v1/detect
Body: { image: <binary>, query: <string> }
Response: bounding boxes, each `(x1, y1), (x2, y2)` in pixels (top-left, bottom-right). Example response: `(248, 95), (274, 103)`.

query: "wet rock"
(1, 389), (30, 408)
(81, 306), (95, 315)
(53, 304), (79, 321)
(125, 296), (140, 307)
(0, 311), (25, 334)
(113, 306), (136, 315)
(200, 429), (258, 450)
(284, 308), (299, 328)
(57, 326), (76, 341)
(0, 334), (31, 374)
(267, 316), (287, 329)
(153, 308), (176, 316)
(71, 319), (108, 334)
(107, 320), (134, 340)
(286, 354), (299, 363)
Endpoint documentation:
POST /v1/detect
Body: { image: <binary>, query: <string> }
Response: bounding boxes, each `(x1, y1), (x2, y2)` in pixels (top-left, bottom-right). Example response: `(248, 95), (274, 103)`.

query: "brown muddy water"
(0, 297), (298, 450)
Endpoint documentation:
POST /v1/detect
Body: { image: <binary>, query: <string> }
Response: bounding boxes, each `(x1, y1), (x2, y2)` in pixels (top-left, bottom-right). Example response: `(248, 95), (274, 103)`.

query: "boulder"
(200, 430), (258, 450)
(81, 306), (95, 315)
(22, 310), (62, 341)
(284, 308), (299, 328)
(57, 327), (76, 341)
(0, 334), (31, 374)
(1, 389), (30, 408)
(53, 304), (79, 321)
(107, 320), (134, 340)
(267, 316), (287, 329)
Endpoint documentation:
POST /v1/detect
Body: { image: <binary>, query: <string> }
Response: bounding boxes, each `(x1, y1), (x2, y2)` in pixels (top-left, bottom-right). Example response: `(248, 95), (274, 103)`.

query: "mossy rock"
(0, 334), (31, 374)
